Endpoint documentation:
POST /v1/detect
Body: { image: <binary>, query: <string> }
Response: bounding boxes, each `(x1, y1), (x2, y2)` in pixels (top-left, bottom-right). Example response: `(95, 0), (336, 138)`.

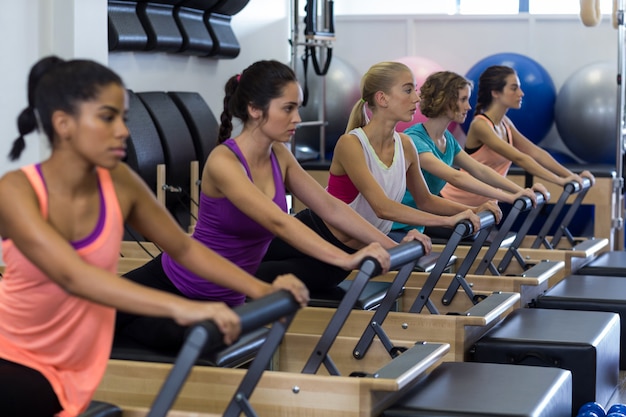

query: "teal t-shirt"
(392, 123), (462, 232)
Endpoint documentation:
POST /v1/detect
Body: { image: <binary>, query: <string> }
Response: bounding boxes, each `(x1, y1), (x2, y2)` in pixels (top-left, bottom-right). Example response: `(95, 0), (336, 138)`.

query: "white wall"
(0, 1), (620, 175)
(0, 0), (108, 175)
(0, 1), (45, 174)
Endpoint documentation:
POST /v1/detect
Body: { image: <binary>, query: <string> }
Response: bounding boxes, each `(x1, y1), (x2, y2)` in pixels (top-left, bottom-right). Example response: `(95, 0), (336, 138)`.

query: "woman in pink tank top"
(0, 56), (308, 417)
(441, 65), (594, 206)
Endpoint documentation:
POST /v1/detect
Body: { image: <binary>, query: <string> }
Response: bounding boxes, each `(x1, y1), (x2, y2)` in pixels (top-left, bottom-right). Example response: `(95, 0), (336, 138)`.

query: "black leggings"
(255, 209), (355, 293)
(0, 358), (62, 417)
(115, 254), (189, 353)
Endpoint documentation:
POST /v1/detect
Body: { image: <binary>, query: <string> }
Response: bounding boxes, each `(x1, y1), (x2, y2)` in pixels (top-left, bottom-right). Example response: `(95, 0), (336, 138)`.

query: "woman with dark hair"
(0, 56), (309, 417)
(441, 65), (593, 206)
(117, 59), (410, 351)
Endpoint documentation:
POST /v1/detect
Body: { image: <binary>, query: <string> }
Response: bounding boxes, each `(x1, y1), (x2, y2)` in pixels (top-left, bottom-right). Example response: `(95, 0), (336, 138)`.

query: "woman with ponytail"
(440, 65), (594, 206)
(118, 59), (408, 352)
(323, 61), (500, 243)
(0, 56), (308, 417)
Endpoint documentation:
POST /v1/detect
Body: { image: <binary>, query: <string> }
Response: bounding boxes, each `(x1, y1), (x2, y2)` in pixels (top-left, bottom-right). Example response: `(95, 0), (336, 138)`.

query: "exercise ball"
(544, 148), (579, 165)
(555, 62), (617, 165)
(461, 52), (556, 144)
(394, 55), (444, 133)
(294, 56), (361, 157)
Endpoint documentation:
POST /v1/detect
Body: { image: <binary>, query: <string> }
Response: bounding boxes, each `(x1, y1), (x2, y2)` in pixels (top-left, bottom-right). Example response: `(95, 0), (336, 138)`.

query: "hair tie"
(236, 74), (241, 82)
(360, 98), (366, 104)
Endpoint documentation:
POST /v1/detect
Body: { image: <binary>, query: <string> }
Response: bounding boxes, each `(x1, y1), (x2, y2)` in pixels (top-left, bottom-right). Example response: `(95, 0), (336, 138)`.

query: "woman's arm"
(468, 117), (578, 187)
(119, 163), (309, 305)
(406, 149), (500, 225)
(203, 144), (390, 273)
(280, 145), (432, 253)
(453, 151), (538, 204)
(507, 119), (595, 186)
(0, 169), (245, 343)
(420, 150), (534, 205)
(333, 133), (479, 229)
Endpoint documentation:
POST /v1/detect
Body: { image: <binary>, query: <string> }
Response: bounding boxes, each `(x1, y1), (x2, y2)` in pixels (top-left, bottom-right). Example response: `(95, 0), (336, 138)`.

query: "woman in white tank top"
(326, 61), (502, 240)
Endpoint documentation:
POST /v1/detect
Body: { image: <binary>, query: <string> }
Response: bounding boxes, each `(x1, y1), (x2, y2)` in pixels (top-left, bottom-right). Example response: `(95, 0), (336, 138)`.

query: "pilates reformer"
(94, 240), (452, 416)
(431, 179), (607, 281)
(288, 213), (520, 363)
(343, 198), (560, 314)
(100, 221), (572, 416)
(82, 289), (302, 417)
(497, 177), (606, 274)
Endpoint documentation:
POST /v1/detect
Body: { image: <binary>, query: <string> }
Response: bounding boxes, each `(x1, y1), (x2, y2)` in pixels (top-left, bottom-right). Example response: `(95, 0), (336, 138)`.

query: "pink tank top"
(0, 164), (123, 416)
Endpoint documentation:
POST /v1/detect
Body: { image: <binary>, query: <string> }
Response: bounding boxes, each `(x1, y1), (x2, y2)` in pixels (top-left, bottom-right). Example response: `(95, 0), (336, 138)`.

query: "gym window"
(333, 0), (614, 16)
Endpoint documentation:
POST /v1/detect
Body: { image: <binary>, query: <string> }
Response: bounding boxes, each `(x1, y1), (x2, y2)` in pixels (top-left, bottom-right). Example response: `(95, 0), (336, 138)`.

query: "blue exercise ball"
(555, 62), (617, 165)
(544, 148), (579, 165)
(462, 52), (556, 144)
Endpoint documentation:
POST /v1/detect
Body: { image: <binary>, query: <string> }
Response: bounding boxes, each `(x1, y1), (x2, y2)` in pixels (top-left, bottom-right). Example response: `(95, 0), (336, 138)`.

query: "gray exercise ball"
(294, 56), (361, 158)
(554, 61), (618, 164)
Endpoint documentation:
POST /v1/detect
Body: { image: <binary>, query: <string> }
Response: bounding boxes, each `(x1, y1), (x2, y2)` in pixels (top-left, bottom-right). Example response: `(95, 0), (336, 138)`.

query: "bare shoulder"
(469, 116), (491, 132)
(334, 132), (361, 152)
(109, 161), (141, 186)
(398, 132), (415, 147)
(0, 169), (32, 199)
(271, 141), (297, 162)
(204, 143), (238, 171)
(108, 162), (153, 215)
(0, 169), (39, 237)
(398, 132), (418, 162)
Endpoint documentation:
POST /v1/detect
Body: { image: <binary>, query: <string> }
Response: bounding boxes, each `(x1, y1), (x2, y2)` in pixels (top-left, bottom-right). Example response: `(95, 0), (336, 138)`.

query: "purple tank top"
(162, 139), (288, 306)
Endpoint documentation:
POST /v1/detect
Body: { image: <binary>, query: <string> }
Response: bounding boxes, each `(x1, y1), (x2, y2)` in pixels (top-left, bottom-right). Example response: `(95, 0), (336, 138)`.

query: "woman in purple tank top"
(116, 60), (426, 353)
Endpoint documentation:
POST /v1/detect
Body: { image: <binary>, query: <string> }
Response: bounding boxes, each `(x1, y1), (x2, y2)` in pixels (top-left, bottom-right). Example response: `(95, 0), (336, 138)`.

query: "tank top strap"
(222, 138), (284, 197)
(474, 113), (512, 144)
(222, 138), (253, 179)
(475, 113), (494, 127)
(20, 164), (48, 218)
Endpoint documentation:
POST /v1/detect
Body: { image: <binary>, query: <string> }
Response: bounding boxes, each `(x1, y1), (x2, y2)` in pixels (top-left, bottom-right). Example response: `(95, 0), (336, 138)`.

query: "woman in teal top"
(391, 71), (545, 236)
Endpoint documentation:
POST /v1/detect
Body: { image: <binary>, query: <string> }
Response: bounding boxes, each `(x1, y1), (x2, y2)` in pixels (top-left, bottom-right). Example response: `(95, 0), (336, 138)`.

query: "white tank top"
(348, 127), (407, 234)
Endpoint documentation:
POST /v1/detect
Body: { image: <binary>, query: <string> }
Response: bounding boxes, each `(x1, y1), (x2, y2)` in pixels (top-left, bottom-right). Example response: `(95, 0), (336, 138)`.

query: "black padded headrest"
(168, 91), (218, 168)
(136, 1), (184, 52)
(108, 0), (149, 51)
(123, 90), (165, 192)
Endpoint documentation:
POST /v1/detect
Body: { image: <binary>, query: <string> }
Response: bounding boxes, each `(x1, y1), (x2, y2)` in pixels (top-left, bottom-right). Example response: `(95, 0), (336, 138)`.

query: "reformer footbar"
(411, 211), (496, 313)
(531, 177), (592, 249)
(476, 193), (542, 276)
(301, 240), (427, 375)
(145, 290), (301, 417)
(498, 179), (601, 273)
(436, 192), (563, 308)
(352, 211), (518, 361)
(496, 191), (547, 272)
(126, 243), (449, 417)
